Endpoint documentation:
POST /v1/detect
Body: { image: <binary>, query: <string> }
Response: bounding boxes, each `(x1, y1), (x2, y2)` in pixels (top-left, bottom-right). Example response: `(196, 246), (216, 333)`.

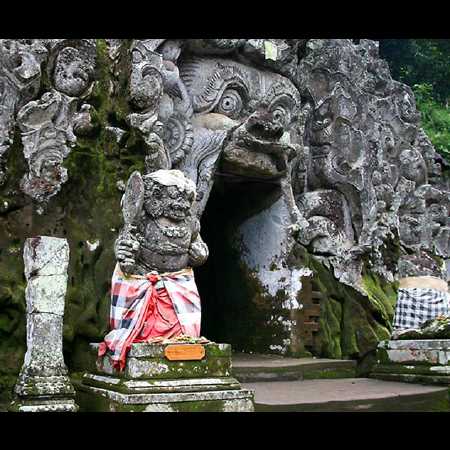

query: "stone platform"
(232, 353), (356, 382)
(370, 339), (450, 385)
(75, 342), (254, 412)
(242, 378), (449, 412)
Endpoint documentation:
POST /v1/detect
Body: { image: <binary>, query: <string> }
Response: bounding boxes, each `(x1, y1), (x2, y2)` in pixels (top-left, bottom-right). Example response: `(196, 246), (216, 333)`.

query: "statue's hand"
(287, 222), (301, 238)
(188, 239), (209, 267)
(115, 235), (140, 269)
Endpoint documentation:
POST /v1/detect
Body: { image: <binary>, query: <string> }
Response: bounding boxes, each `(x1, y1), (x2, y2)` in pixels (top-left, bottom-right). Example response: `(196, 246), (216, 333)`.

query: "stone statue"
(115, 169), (208, 275)
(99, 168), (208, 370)
(85, 168), (254, 412)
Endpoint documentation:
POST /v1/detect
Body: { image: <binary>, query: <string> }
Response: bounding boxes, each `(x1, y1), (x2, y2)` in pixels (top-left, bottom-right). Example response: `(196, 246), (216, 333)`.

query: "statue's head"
(179, 57), (302, 179)
(142, 169), (196, 221)
(129, 41), (163, 112)
(48, 40), (96, 97)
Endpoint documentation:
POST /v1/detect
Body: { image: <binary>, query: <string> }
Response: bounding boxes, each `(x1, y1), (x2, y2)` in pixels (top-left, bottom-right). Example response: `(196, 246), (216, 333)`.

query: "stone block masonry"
(371, 339), (450, 386)
(75, 342), (254, 412)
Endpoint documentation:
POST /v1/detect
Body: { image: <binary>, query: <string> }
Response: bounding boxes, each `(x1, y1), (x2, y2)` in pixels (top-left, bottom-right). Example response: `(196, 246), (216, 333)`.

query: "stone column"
(9, 236), (78, 412)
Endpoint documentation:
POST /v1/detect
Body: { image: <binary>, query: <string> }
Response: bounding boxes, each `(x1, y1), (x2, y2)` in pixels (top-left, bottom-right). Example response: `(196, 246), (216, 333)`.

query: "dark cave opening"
(195, 175), (281, 349)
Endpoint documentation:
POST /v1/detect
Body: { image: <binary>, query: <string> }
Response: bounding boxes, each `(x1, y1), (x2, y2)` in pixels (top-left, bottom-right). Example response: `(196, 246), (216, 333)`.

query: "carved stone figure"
(16, 39), (96, 204)
(126, 41), (171, 173)
(115, 169), (208, 275)
(99, 169), (208, 370)
(84, 168), (255, 412)
(0, 39), (48, 184)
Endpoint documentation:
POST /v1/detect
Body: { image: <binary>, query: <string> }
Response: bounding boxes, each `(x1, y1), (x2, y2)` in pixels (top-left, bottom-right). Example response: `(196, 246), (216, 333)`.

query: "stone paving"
(242, 377), (450, 411)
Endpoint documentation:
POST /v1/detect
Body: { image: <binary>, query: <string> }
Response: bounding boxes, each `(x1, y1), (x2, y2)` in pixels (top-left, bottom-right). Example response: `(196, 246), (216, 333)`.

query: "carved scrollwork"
(163, 113), (194, 167)
(15, 39), (97, 204)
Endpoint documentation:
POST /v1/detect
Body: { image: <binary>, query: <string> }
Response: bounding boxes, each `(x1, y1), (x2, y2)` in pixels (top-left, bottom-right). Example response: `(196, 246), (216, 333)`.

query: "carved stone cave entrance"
(196, 175), (285, 353)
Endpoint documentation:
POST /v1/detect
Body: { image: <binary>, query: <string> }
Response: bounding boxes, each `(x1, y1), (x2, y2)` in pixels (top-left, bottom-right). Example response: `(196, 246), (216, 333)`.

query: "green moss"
(361, 271), (398, 329)
(317, 297), (342, 359)
(0, 374), (16, 402)
(288, 243), (396, 360)
(0, 40), (144, 378)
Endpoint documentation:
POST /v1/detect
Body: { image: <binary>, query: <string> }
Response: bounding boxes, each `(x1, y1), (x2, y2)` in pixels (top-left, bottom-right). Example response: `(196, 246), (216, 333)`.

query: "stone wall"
(0, 39), (448, 398)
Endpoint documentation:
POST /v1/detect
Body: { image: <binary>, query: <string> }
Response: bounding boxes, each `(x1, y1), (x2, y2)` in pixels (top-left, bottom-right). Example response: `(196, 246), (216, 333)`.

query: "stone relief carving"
(2, 38), (445, 285)
(0, 39), (48, 184)
(296, 39), (450, 289)
(115, 169), (208, 275)
(15, 39), (96, 204)
(1, 39), (449, 353)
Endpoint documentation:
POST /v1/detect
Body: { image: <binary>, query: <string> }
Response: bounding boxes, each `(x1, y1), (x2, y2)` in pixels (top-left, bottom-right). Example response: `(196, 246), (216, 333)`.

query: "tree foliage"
(413, 83), (450, 163)
(379, 39), (450, 104)
(379, 39), (450, 163)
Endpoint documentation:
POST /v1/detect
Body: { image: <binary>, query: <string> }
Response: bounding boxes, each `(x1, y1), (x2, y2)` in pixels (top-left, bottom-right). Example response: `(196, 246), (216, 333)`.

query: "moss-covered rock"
(289, 244), (397, 361)
(0, 40), (404, 401)
(0, 40), (143, 400)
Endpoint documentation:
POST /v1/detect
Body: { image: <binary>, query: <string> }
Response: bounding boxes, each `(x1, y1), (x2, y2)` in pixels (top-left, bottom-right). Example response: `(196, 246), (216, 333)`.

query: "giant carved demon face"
(179, 58), (302, 180)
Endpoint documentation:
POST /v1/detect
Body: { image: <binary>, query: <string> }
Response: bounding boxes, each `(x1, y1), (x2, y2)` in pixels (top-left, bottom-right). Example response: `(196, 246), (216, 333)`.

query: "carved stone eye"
(271, 105), (291, 128)
(132, 50), (143, 64)
(215, 89), (243, 118)
(152, 186), (162, 199)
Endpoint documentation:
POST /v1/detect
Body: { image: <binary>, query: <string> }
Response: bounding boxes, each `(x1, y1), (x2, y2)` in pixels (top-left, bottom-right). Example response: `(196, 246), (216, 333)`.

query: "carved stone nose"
(245, 113), (284, 140)
(16, 54), (40, 81)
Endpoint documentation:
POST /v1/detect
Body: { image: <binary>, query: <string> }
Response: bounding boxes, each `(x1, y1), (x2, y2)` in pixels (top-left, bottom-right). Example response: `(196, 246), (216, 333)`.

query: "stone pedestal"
(9, 237), (78, 412)
(371, 339), (450, 386)
(75, 342), (255, 412)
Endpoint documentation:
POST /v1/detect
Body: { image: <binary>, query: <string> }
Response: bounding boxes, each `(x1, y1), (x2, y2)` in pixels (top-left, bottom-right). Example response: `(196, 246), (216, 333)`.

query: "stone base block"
(77, 342), (255, 412)
(91, 342), (232, 379)
(14, 374), (75, 397)
(75, 379), (254, 412)
(371, 339), (450, 386)
(82, 372), (243, 393)
(9, 398), (78, 412)
(10, 373), (78, 412)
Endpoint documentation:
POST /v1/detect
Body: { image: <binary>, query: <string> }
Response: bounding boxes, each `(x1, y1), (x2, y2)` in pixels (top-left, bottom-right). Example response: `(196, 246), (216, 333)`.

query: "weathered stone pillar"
(9, 236), (78, 412)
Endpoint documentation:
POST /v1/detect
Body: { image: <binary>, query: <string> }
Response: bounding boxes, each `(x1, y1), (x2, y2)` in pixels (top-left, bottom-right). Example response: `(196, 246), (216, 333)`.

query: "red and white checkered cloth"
(98, 264), (201, 371)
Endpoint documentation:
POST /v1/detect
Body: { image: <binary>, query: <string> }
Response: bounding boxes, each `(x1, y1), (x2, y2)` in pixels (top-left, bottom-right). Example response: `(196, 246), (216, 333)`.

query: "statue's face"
(180, 58), (301, 179)
(53, 47), (92, 97)
(399, 148), (427, 185)
(144, 182), (195, 222)
(0, 40), (46, 98)
(129, 46), (163, 112)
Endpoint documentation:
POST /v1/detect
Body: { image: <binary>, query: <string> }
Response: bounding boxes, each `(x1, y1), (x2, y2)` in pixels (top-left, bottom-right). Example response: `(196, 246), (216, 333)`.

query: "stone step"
(242, 378), (450, 412)
(232, 353), (357, 382)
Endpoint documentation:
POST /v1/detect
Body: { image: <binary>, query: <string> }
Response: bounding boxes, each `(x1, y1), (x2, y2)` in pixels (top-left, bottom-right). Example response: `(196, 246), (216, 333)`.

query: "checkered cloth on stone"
(393, 287), (450, 330)
(98, 264), (201, 371)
